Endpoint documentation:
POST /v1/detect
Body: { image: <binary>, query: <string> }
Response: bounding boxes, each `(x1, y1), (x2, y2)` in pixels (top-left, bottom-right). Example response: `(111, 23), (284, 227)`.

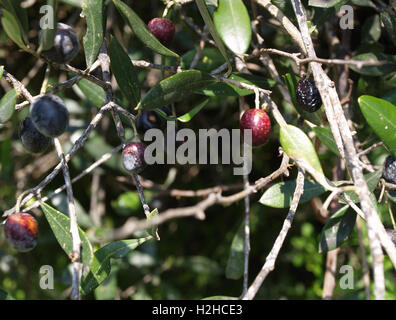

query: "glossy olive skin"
(20, 117), (52, 153)
(4, 213), (38, 252)
(40, 23), (80, 64)
(148, 18), (175, 46)
(122, 142), (147, 173)
(383, 155), (396, 185)
(240, 109), (271, 147)
(30, 95), (69, 138)
(295, 78), (322, 113)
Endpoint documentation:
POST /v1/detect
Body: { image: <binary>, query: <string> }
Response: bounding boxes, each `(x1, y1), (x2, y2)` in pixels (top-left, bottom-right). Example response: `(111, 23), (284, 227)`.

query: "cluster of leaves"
(0, 0), (395, 300)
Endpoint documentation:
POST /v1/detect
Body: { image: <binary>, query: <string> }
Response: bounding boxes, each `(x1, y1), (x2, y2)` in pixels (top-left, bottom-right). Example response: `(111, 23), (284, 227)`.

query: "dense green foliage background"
(0, 0), (396, 300)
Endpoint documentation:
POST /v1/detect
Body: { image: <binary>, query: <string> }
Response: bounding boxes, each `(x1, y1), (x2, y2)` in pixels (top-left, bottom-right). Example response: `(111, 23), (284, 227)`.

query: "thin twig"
(242, 167), (305, 300)
(54, 138), (81, 301)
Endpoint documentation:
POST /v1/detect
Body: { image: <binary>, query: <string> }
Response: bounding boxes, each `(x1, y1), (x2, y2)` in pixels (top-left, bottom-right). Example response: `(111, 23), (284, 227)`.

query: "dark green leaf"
(196, 73), (276, 97)
(280, 124), (324, 175)
(0, 9), (28, 50)
(82, 0), (105, 67)
(41, 202), (94, 266)
(259, 179), (327, 208)
(213, 0), (251, 54)
(313, 126), (341, 157)
(283, 73), (323, 126)
(381, 12), (396, 46)
(137, 70), (216, 110)
(81, 237), (152, 295)
(319, 205), (356, 253)
(0, 0), (29, 42)
(109, 37), (140, 107)
(225, 222), (244, 280)
(361, 14), (381, 44)
(350, 53), (396, 76)
(112, 0), (178, 58)
(0, 89), (17, 123)
(358, 95), (396, 157)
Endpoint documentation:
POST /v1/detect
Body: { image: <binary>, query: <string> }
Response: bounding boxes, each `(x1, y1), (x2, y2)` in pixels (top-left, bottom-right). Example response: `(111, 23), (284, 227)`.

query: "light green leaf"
(259, 179), (327, 208)
(41, 202), (94, 267)
(112, 0), (178, 58)
(81, 237), (152, 295)
(358, 95), (396, 157)
(195, 0), (232, 76)
(82, 0), (105, 67)
(176, 99), (209, 122)
(280, 124), (324, 175)
(0, 89), (17, 123)
(213, 0), (251, 54)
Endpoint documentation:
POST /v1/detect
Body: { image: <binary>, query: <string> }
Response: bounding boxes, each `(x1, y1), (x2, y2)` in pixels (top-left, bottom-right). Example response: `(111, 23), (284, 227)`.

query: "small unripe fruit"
(40, 23), (80, 64)
(137, 111), (162, 136)
(383, 155), (396, 184)
(4, 213), (38, 252)
(19, 117), (52, 153)
(240, 109), (271, 147)
(122, 142), (147, 173)
(295, 78), (322, 113)
(30, 95), (69, 138)
(148, 18), (175, 46)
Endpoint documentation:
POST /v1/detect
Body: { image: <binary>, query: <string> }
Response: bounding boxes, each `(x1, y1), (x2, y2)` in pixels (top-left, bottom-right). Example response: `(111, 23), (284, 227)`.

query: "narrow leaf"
(313, 126), (341, 157)
(146, 208), (159, 238)
(259, 179), (327, 208)
(76, 78), (106, 107)
(0, 89), (17, 123)
(1, 9), (28, 50)
(81, 237), (151, 295)
(213, 0), (251, 54)
(350, 53), (396, 76)
(41, 202), (94, 267)
(137, 70), (216, 110)
(177, 99), (209, 122)
(225, 222), (244, 280)
(358, 95), (396, 157)
(112, 0), (179, 58)
(196, 73), (276, 97)
(109, 37), (140, 107)
(195, 0), (232, 76)
(82, 0), (105, 67)
(319, 205), (356, 253)
(280, 124), (324, 175)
